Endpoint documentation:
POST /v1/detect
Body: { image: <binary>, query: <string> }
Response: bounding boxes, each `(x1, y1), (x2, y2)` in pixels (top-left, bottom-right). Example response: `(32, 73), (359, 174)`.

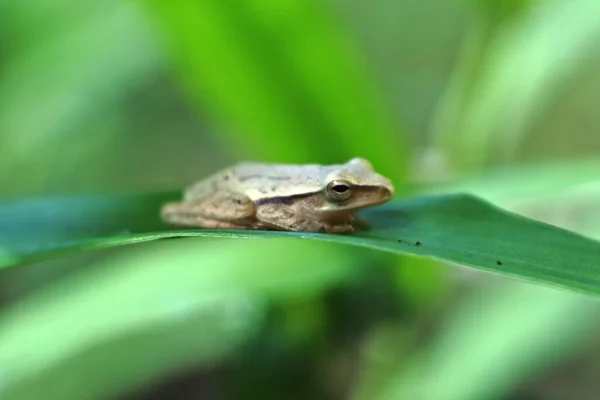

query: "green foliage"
(2, 192), (600, 297)
(433, 0), (600, 169)
(143, 0), (406, 181)
(379, 281), (600, 400)
(0, 0), (161, 193)
(0, 239), (354, 400)
(2, 0), (600, 398)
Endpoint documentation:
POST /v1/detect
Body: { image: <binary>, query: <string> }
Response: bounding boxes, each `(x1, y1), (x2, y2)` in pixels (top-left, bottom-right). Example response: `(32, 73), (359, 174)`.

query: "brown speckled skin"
(161, 158), (394, 233)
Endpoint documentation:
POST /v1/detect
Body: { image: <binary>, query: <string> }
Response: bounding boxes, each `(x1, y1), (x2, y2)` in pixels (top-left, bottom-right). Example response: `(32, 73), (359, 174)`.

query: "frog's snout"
(379, 178), (395, 200)
(381, 186), (393, 199)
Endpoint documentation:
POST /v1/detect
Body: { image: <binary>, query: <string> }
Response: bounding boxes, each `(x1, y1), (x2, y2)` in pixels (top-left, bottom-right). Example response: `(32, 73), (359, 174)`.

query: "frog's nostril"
(381, 187), (393, 198)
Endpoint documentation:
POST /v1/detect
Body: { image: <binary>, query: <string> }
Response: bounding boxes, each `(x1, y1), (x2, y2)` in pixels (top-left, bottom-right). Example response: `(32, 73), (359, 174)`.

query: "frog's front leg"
(255, 205), (354, 233)
(161, 190), (256, 229)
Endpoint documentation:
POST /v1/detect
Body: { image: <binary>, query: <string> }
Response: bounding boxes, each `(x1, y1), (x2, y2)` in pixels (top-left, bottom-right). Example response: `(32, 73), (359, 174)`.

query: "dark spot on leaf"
(496, 261), (503, 265)
(415, 241), (421, 246)
(397, 239), (402, 242)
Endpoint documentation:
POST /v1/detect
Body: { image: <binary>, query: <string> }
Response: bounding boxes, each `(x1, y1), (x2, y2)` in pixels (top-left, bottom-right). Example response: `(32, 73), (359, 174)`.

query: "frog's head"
(315, 158), (395, 215)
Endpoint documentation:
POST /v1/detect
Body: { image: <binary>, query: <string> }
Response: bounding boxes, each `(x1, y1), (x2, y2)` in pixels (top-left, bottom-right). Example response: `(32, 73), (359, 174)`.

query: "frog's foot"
(318, 222), (355, 234)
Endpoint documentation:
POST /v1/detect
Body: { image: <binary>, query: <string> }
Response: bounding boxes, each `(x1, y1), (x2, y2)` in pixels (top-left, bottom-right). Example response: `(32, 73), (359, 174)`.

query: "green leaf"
(418, 157), (600, 205)
(433, 0), (600, 168)
(0, 238), (355, 400)
(140, 0), (406, 181)
(378, 281), (600, 400)
(0, 1), (161, 192)
(2, 191), (600, 296)
(418, 158), (600, 240)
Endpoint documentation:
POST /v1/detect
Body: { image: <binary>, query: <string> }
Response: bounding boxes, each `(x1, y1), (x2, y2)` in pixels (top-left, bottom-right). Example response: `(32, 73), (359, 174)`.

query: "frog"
(160, 157), (394, 233)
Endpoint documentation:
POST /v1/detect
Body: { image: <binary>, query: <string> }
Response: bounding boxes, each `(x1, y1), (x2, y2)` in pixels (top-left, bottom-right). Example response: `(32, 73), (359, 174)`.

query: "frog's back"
(184, 161), (339, 201)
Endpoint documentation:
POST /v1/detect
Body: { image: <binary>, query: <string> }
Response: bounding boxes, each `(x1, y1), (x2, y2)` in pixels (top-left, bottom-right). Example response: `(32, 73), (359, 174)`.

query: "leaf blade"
(0, 238), (355, 400)
(2, 191), (600, 296)
(141, 0), (407, 181)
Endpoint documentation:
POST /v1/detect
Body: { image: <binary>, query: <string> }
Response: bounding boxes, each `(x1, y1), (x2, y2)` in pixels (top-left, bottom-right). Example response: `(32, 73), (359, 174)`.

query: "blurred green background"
(1, 0), (600, 399)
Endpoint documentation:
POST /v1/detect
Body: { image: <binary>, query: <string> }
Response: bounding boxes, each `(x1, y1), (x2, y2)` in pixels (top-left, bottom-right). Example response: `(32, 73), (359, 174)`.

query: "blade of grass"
(417, 158), (600, 205)
(0, 238), (355, 400)
(0, 1), (161, 191)
(141, 0), (406, 181)
(240, 0), (406, 179)
(433, 0), (600, 168)
(377, 281), (600, 400)
(1, 191), (600, 296)
(417, 158), (600, 240)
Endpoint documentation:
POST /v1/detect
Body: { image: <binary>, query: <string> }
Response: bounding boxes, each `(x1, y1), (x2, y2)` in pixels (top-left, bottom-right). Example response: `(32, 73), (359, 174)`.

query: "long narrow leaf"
(1, 191), (600, 296)
(379, 281), (600, 400)
(0, 238), (354, 400)
(141, 0), (406, 181)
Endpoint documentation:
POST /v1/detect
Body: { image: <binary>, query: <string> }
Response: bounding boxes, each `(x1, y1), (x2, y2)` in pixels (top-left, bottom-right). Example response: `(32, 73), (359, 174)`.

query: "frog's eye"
(326, 180), (352, 201)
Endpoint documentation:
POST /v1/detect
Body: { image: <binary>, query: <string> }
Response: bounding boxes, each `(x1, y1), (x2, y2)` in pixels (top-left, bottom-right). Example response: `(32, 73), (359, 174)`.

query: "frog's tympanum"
(161, 158), (394, 233)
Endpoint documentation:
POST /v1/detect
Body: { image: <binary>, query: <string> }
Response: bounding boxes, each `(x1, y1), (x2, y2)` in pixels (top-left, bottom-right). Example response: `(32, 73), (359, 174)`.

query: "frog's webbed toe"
(319, 223), (355, 234)
(161, 190), (256, 229)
